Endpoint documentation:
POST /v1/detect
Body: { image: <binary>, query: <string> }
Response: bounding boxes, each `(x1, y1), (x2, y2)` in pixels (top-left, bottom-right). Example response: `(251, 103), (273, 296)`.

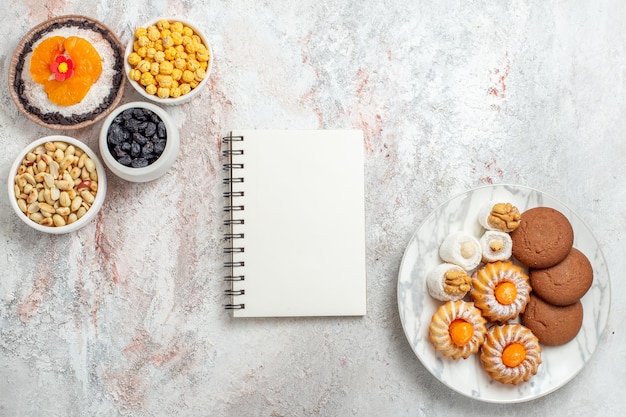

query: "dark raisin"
(144, 122), (156, 137)
(131, 157), (149, 168)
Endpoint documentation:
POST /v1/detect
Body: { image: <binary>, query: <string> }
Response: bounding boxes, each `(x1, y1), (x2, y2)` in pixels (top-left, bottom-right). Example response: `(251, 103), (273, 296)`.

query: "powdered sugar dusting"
(21, 26), (118, 116)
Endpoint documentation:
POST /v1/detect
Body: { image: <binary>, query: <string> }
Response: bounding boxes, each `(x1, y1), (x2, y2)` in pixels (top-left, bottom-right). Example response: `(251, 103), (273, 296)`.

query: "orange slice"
(29, 35), (103, 106)
(30, 36), (65, 84)
(63, 36), (102, 82)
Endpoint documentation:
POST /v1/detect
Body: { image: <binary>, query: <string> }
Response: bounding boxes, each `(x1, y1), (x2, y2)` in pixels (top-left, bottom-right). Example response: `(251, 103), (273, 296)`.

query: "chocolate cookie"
(521, 294), (583, 346)
(530, 248), (593, 306)
(510, 207), (574, 268)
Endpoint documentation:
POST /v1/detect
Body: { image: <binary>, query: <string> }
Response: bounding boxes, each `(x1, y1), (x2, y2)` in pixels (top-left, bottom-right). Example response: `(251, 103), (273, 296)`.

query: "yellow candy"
(145, 84), (157, 95)
(179, 83), (191, 95)
(171, 32), (183, 46)
(170, 87), (182, 98)
(136, 60), (151, 73)
(194, 68), (206, 82)
(136, 46), (148, 58)
(186, 59), (200, 72)
(127, 52), (142, 66)
(157, 87), (170, 99)
(149, 62), (160, 76)
(159, 61), (174, 75)
(154, 51), (165, 63)
(137, 35), (150, 47)
(140, 72), (155, 86)
(171, 68), (183, 81)
(156, 74), (173, 88)
(156, 19), (170, 30)
(147, 26), (160, 41)
(181, 70), (194, 83)
(129, 68), (141, 81)
(170, 21), (183, 33)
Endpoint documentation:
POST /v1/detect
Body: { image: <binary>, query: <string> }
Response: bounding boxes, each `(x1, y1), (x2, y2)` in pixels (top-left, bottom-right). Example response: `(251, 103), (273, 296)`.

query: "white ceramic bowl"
(8, 135), (107, 234)
(124, 17), (212, 105)
(99, 101), (179, 182)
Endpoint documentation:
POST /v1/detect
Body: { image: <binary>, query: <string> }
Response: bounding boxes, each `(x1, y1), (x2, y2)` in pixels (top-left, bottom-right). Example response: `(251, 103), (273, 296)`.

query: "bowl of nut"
(8, 135), (107, 234)
(124, 17), (212, 105)
(99, 101), (179, 182)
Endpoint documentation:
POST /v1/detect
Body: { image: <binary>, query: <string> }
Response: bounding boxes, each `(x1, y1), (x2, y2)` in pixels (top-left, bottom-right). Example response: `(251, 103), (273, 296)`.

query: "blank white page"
(225, 130), (366, 317)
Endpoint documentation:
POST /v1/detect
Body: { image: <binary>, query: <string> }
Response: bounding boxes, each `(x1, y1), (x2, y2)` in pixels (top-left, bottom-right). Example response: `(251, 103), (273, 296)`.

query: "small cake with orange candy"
(480, 323), (542, 385)
(471, 261), (531, 322)
(429, 300), (487, 360)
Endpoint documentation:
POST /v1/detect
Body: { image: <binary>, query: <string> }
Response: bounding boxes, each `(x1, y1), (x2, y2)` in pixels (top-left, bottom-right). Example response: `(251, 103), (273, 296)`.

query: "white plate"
(397, 184), (611, 403)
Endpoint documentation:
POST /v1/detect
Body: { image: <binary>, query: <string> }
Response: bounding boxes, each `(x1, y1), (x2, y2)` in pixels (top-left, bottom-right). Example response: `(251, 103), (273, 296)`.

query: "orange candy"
(502, 342), (526, 367)
(448, 319), (474, 347)
(494, 281), (517, 305)
(30, 36), (102, 106)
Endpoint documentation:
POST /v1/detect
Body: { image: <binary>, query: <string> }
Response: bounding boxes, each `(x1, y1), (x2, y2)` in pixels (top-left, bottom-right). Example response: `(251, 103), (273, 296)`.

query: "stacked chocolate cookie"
(510, 207), (594, 346)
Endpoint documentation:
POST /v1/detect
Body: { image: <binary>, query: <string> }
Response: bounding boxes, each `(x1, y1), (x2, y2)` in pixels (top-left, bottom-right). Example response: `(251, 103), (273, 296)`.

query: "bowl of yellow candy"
(124, 17), (212, 105)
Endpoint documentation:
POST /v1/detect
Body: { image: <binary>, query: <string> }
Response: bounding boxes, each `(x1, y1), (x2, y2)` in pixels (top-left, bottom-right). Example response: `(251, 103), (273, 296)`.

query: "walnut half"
(443, 269), (471, 296)
(487, 202), (521, 232)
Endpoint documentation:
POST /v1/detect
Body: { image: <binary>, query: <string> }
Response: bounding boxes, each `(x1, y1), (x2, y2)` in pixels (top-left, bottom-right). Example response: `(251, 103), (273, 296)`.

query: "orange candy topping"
(502, 342), (526, 367)
(448, 319), (474, 347)
(494, 281), (517, 305)
(30, 36), (102, 106)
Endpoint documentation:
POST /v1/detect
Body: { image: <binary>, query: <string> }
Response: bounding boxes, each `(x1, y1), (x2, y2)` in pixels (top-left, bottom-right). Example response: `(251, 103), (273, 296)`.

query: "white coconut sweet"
(479, 230), (512, 263)
(426, 263), (471, 302)
(438, 231), (482, 271)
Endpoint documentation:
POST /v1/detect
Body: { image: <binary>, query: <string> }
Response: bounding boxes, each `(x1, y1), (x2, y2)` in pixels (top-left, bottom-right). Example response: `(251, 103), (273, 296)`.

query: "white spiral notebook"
(223, 129), (367, 317)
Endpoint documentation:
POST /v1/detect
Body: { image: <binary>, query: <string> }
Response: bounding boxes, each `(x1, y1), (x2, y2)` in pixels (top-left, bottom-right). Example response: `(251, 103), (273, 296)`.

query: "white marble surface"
(0, 1), (624, 416)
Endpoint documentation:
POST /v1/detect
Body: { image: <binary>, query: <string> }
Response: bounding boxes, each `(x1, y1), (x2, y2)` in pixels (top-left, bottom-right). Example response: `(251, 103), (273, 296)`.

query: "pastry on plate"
(439, 231), (482, 271)
(480, 323), (542, 384)
(510, 207), (574, 268)
(471, 261), (531, 322)
(479, 230), (512, 263)
(426, 263), (471, 302)
(529, 247), (593, 306)
(477, 200), (521, 232)
(429, 300), (487, 360)
(521, 294), (584, 346)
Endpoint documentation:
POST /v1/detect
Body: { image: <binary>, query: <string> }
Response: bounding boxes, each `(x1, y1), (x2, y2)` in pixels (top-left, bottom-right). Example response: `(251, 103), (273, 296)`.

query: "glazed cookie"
(510, 207), (574, 268)
(470, 261), (531, 323)
(480, 323), (542, 385)
(429, 300), (487, 360)
(521, 294), (583, 346)
(530, 248), (593, 306)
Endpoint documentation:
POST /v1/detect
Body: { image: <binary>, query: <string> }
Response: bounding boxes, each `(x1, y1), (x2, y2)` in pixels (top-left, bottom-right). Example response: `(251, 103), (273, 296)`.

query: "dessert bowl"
(8, 15), (126, 130)
(124, 17), (212, 105)
(99, 101), (179, 182)
(8, 135), (107, 234)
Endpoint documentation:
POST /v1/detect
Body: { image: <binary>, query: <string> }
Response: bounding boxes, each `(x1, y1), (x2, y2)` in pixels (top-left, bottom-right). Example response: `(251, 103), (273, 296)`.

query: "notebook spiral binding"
(223, 133), (246, 310)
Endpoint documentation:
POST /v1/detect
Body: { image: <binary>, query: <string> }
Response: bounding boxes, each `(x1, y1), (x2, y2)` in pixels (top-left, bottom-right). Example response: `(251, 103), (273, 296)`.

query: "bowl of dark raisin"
(99, 101), (179, 182)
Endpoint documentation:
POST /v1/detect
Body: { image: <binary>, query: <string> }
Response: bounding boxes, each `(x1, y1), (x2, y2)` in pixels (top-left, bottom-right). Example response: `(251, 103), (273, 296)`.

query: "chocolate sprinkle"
(13, 18), (124, 126)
